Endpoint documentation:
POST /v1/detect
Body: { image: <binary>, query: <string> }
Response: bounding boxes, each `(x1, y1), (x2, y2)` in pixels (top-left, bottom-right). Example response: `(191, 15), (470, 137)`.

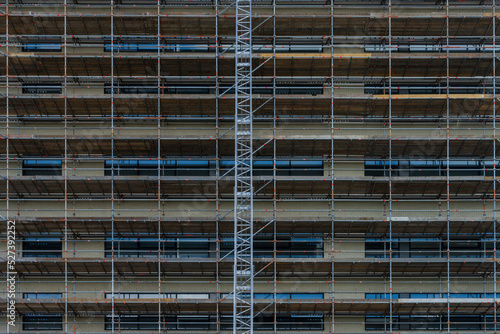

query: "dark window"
(221, 314), (323, 331)
(105, 238), (209, 258)
(163, 238), (210, 258)
(366, 159), (494, 177)
(23, 238), (61, 258)
(410, 238), (441, 258)
(106, 159), (323, 177)
(105, 315), (213, 331)
(365, 315), (399, 331)
(23, 315), (62, 331)
(365, 238), (400, 258)
(105, 160), (159, 176)
(408, 161), (441, 177)
(177, 316), (211, 330)
(171, 160), (210, 177)
(105, 238), (157, 258)
(223, 160), (323, 177)
(105, 84), (323, 95)
(222, 238), (323, 258)
(408, 315), (441, 331)
(23, 160), (62, 176)
(105, 315), (159, 330)
(366, 315), (496, 331)
(449, 238), (483, 258)
(364, 83), (490, 95)
(22, 84), (62, 94)
(366, 237), (491, 259)
(365, 161), (398, 177)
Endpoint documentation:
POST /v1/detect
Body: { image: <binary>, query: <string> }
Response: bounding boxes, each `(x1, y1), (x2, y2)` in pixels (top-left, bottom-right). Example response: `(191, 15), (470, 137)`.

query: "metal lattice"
(233, 0), (254, 333)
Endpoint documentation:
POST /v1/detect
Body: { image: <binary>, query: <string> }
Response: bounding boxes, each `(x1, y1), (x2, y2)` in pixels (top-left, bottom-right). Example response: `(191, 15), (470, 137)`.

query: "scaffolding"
(233, 0), (254, 333)
(0, 0), (500, 333)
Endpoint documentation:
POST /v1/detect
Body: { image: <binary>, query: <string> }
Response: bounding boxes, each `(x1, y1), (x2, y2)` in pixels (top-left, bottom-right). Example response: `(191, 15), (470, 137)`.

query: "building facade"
(1, 0), (499, 332)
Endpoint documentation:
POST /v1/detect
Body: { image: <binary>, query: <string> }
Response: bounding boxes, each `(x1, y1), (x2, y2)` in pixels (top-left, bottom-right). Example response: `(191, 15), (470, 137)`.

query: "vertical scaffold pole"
(233, 0), (254, 333)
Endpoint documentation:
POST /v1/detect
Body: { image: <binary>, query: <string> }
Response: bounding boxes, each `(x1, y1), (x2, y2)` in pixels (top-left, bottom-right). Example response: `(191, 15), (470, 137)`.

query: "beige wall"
(2, 120), (493, 138)
(0, 199), (493, 220)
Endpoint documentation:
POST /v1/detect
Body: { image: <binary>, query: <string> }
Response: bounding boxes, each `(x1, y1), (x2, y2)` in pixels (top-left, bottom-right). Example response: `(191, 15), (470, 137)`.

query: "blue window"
(24, 293), (62, 299)
(254, 293), (323, 299)
(365, 293), (400, 299)
(409, 293), (441, 299)
(449, 293), (483, 298)
(105, 43), (158, 52)
(22, 43), (62, 52)
(23, 159), (62, 176)
(365, 160), (399, 176)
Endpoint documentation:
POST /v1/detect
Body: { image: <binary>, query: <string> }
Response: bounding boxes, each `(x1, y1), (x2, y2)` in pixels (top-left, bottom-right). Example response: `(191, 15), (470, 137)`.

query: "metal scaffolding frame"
(233, 0), (254, 333)
(1, 0), (500, 333)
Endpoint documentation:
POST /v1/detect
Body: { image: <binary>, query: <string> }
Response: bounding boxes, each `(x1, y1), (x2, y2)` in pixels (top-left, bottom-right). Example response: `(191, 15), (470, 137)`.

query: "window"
(105, 84), (323, 95)
(106, 292), (209, 299)
(365, 161), (398, 177)
(105, 237), (210, 258)
(366, 315), (497, 331)
(23, 160), (62, 176)
(174, 44), (210, 52)
(364, 83), (491, 95)
(365, 315), (399, 331)
(409, 238), (441, 258)
(164, 238), (210, 258)
(167, 160), (210, 177)
(365, 238), (400, 258)
(365, 293), (400, 299)
(105, 315), (159, 330)
(23, 314), (62, 331)
(104, 43), (158, 52)
(221, 238), (323, 258)
(22, 43), (62, 52)
(106, 159), (323, 177)
(365, 293), (495, 300)
(105, 315), (214, 331)
(366, 159), (499, 177)
(365, 42), (500, 54)
(23, 293), (62, 299)
(22, 83), (62, 94)
(105, 238), (157, 258)
(220, 314), (323, 331)
(365, 237), (493, 259)
(177, 316), (211, 330)
(104, 83), (158, 95)
(254, 293), (324, 299)
(449, 238), (483, 258)
(23, 237), (62, 258)
(223, 160), (324, 177)
(105, 160), (159, 176)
